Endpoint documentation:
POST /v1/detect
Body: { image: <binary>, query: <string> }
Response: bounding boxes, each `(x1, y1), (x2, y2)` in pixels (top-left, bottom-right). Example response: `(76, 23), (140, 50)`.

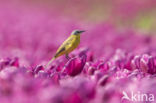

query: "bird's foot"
(65, 54), (71, 60)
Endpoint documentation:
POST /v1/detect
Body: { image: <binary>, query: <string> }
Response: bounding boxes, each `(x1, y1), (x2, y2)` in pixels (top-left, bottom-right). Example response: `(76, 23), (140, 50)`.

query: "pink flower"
(63, 54), (86, 76)
(131, 54), (156, 74)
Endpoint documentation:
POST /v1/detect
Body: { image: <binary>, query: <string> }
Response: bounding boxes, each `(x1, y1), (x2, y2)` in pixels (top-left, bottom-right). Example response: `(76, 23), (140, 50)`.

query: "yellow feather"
(46, 57), (55, 68)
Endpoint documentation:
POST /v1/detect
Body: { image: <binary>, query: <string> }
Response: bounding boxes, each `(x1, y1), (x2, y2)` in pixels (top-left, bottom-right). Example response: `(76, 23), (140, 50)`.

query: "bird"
(46, 30), (85, 67)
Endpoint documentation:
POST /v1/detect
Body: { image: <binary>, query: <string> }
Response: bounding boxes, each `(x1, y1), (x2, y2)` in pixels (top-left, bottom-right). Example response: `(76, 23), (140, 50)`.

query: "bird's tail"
(46, 57), (55, 68)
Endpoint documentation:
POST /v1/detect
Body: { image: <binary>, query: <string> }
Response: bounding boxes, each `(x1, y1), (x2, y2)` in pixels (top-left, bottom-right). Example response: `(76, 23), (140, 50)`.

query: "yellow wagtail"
(46, 30), (85, 67)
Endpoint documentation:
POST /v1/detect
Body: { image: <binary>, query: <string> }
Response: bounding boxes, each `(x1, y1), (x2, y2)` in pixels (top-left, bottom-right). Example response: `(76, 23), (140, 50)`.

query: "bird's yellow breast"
(66, 35), (80, 53)
(54, 34), (80, 58)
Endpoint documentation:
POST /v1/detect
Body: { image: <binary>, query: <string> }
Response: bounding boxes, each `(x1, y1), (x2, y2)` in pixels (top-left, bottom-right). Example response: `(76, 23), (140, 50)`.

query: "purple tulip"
(63, 55), (86, 76)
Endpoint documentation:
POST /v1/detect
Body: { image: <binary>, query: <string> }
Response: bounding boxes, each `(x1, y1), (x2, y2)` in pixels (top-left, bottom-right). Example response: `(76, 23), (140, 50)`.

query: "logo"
(122, 91), (154, 102)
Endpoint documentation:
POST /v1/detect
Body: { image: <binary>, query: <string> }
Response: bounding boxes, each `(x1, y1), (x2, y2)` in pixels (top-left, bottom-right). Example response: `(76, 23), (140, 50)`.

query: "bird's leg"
(65, 54), (70, 60)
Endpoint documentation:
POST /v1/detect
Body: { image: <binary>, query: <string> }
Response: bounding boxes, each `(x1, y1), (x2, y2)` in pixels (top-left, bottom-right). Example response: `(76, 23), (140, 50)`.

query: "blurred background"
(1, 0), (156, 31)
(0, 0), (156, 66)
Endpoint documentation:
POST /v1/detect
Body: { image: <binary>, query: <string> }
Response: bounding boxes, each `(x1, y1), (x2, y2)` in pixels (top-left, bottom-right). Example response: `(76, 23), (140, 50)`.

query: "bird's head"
(71, 30), (85, 35)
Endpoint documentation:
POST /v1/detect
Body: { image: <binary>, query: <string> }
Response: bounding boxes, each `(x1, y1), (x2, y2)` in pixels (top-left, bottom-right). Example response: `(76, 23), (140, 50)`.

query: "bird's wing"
(54, 36), (75, 57)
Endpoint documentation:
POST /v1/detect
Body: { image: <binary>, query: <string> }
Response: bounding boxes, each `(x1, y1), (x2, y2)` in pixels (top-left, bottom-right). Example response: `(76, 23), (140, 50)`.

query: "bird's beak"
(79, 30), (85, 33)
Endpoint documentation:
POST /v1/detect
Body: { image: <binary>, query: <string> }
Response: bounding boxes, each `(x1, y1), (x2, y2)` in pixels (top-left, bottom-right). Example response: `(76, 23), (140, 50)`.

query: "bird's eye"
(74, 31), (79, 35)
(76, 31), (80, 33)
